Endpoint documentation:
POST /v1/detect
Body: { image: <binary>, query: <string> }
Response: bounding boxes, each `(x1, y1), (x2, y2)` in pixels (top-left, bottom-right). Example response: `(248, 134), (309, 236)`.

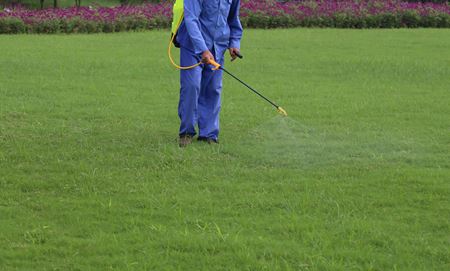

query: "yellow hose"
(168, 13), (202, 70)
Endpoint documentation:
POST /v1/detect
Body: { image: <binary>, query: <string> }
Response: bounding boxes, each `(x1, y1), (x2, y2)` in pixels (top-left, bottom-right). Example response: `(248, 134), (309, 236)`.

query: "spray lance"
(168, 0), (287, 117)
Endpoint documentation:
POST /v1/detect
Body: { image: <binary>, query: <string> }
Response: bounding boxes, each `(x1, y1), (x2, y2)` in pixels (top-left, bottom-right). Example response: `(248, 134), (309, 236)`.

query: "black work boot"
(179, 135), (193, 148)
(207, 138), (219, 144)
(198, 137), (219, 144)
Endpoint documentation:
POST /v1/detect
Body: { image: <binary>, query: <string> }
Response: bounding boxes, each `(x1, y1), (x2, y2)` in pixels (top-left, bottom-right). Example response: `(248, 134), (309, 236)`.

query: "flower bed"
(0, 3), (173, 34)
(240, 0), (450, 28)
(1, 0), (449, 34)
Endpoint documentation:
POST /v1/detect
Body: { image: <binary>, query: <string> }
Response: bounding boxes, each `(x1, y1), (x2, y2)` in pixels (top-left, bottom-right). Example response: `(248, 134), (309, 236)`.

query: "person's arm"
(228, 0), (243, 50)
(184, 0), (208, 54)
(227, 0), (243, 60)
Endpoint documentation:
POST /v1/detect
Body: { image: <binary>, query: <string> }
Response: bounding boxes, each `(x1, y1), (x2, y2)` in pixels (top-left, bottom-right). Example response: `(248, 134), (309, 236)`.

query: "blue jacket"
(177, 0), (243, 55)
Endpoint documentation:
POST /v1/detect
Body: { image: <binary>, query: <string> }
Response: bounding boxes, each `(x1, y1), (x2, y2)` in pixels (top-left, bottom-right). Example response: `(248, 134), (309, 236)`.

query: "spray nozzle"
(277, 107), (288, 116)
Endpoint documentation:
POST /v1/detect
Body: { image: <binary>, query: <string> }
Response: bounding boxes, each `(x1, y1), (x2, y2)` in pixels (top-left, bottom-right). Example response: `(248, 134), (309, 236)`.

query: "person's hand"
(201, 50), (215, 64)
(229, 48), (240, 61)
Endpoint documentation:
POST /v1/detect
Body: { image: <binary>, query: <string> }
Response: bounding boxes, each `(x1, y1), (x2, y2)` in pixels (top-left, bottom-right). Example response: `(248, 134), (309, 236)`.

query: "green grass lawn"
(1, 29), (449, 270)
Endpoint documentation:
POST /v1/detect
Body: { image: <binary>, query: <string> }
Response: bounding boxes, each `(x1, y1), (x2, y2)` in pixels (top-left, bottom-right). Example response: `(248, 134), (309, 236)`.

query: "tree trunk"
(40, 0), (44, 9)
(53, 0), (57, 8)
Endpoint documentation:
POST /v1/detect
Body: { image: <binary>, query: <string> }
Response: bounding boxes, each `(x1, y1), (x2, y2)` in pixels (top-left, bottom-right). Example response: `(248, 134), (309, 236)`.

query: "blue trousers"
(178, 47), (224, 141)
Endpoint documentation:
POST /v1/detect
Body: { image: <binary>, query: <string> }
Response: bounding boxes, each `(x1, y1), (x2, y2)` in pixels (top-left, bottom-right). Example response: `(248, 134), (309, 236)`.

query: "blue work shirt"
(177, 0), (243, 56)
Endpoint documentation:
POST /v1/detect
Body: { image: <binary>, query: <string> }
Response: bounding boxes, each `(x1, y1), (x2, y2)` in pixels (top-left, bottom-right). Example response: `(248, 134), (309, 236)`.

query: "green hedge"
(241, 12), (450, 29)
(1, 12), (449, 34)
(0, 16), (171, 34)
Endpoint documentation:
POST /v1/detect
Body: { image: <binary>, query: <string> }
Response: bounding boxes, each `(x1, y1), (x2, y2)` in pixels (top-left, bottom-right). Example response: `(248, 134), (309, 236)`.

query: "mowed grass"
(0, 29), (449, 270)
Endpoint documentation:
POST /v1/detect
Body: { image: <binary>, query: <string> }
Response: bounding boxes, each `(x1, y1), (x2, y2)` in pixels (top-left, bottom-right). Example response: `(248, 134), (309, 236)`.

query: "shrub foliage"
(0, 0), (449, 34)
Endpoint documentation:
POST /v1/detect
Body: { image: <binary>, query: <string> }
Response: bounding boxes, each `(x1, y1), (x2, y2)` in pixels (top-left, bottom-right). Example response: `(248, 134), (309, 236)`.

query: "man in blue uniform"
(176, 0), (243, 147)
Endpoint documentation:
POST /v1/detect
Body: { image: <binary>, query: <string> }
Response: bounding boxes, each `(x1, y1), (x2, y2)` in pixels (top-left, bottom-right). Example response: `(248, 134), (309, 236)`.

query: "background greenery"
(1, 29), (449, 270)
(1, 0), (449, 9)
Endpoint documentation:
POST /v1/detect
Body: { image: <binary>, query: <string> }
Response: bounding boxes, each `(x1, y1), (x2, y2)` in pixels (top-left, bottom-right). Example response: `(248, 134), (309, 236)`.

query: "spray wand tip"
(277, 107), (288, 117)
